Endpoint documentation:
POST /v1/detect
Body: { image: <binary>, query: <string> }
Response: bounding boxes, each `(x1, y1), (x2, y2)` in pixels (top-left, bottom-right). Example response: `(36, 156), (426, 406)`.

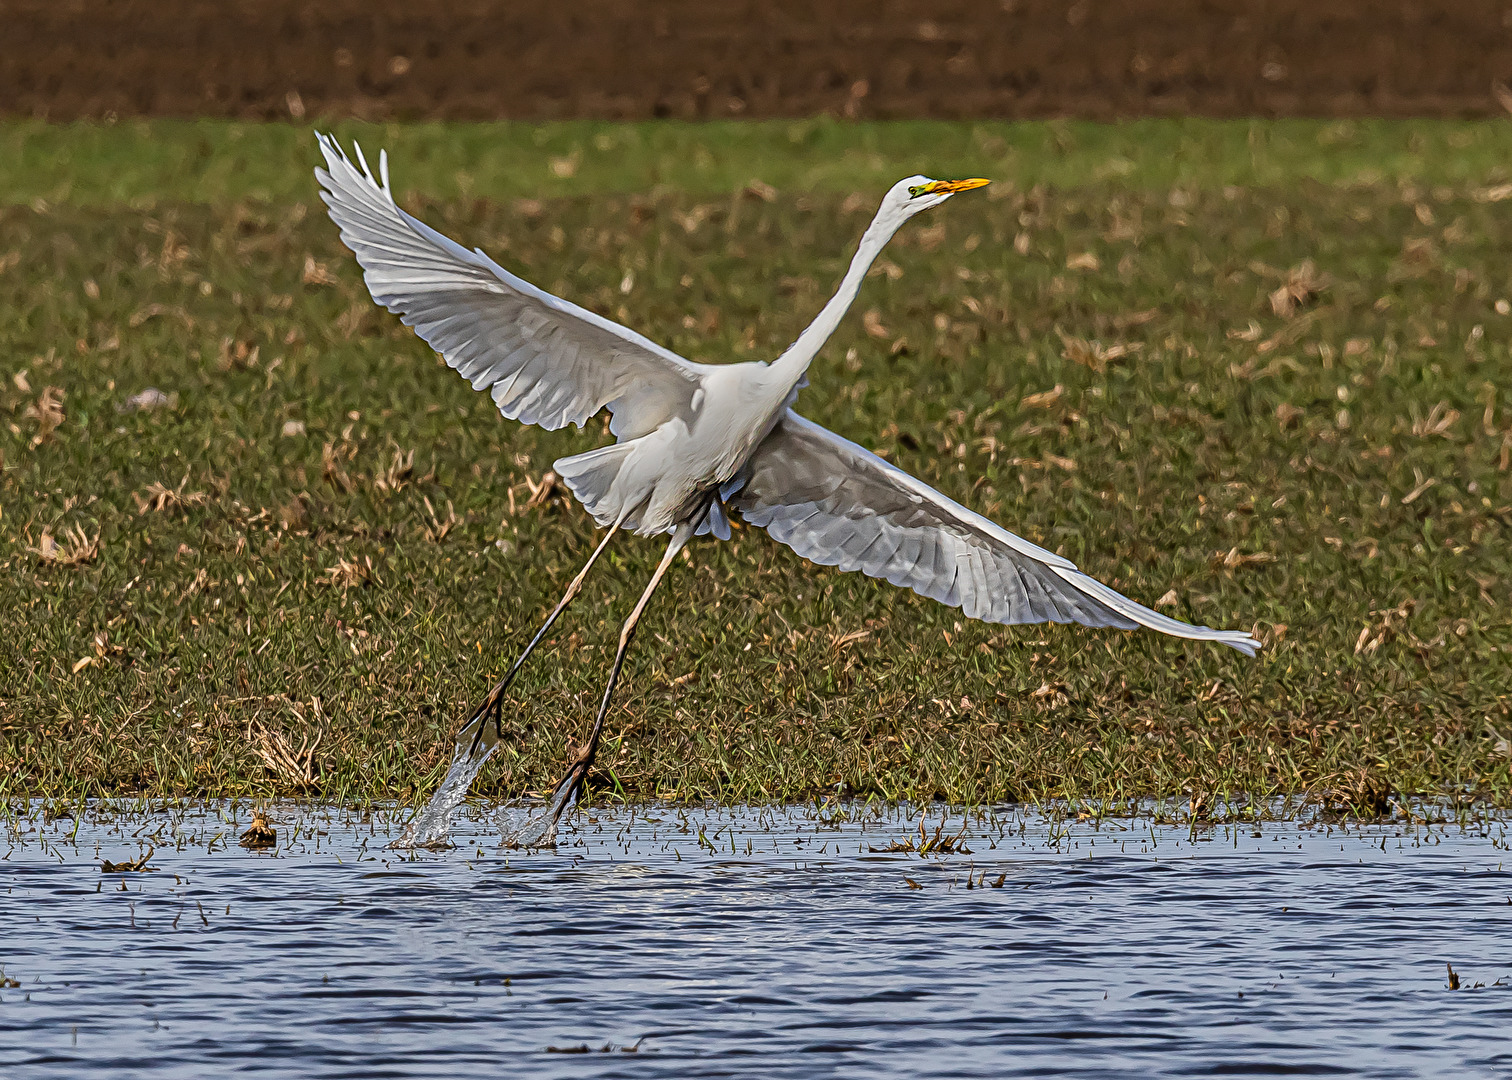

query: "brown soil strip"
(4, 1), (1510, 121)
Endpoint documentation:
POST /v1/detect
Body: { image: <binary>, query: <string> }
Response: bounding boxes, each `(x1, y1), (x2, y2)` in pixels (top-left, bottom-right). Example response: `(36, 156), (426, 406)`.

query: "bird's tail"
(555, 443), (639, 529)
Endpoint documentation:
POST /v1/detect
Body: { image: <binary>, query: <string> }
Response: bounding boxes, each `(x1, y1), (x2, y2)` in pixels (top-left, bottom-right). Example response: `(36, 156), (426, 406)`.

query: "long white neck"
(768, 209), (905, 390)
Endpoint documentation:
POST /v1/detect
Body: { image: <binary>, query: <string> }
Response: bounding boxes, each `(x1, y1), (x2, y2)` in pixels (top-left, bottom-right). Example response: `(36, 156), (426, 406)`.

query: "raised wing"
(315, 134), (704, 439)
(728, 411), (1260, 655)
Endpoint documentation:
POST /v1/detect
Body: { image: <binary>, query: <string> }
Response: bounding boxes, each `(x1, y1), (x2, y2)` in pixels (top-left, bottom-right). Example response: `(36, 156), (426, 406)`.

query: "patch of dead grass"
(31, 525), (99, 566)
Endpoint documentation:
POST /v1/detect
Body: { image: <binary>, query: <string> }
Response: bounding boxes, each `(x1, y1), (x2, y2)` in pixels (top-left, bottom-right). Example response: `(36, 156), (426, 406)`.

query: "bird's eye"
(907, 184), (929, 198)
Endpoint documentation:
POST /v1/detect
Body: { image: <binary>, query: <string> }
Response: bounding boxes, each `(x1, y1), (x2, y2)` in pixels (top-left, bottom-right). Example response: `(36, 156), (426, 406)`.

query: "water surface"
(3, 804), (1511, 1077)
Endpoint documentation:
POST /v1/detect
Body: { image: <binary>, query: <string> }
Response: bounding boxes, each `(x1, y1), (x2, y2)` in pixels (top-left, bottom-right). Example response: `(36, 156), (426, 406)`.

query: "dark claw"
(460, 689), (505, 760)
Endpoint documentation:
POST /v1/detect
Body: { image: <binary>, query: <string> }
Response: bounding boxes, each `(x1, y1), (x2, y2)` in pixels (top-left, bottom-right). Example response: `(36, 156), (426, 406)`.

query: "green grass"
(8, 117), (1512, 207)
(2, 119), (1511, 813)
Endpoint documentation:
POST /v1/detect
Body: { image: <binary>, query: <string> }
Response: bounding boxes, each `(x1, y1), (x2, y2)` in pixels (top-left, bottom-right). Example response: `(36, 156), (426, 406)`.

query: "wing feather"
(728, 411), (1260, 655)
(315, 134), (705, 439)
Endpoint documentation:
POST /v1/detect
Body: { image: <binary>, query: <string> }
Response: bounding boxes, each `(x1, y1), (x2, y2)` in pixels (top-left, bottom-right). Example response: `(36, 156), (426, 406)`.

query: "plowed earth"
(5, 0), (1512, 121)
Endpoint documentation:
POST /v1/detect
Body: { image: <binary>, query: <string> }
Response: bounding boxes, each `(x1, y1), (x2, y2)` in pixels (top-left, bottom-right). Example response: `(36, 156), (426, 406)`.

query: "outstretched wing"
(728, 410), (1259, 655)
(314, 134), (704, 439)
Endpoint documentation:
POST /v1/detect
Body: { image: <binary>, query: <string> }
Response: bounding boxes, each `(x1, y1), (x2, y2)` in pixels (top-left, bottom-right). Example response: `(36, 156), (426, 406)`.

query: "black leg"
(544, 518), (696, 820)
(458, 522), (620, 758)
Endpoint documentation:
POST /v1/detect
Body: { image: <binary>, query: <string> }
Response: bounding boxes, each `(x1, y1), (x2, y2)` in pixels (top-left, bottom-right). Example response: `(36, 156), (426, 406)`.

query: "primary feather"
(314, 134), (704, 440)
(729, 411), (1260, 655)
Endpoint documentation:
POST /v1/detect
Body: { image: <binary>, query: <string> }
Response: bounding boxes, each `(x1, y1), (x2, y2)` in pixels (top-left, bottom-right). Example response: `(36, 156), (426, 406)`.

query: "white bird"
(315, 135), (1259, 830)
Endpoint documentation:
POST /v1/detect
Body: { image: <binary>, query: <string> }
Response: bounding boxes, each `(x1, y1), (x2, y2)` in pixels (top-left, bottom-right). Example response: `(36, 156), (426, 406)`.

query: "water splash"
(391, 728), (496, 850)
(498, 780), (575, 849)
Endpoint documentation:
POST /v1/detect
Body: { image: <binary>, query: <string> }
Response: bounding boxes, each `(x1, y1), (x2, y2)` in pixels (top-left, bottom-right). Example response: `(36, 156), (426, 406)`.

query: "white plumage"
(315, 134), (1259, 836)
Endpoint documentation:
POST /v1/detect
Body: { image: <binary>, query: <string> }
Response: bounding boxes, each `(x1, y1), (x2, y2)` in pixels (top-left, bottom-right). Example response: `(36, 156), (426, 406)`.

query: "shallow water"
(3, 804), (1512, 1078)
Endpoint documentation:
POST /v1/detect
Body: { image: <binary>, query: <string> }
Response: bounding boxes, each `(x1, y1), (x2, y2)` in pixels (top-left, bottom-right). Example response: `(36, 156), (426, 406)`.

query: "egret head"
(878, 175), (990, 227)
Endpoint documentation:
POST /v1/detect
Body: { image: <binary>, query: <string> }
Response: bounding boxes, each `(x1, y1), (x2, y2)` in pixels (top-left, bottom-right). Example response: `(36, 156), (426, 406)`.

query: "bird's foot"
(390, 694), (507, 850)
(498, 754), (591, 849)
(458, 693), (506, 761)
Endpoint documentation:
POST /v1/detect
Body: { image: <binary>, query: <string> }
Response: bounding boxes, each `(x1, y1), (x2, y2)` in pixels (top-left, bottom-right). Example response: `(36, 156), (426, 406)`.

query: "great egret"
(315, 135), (1258, 840)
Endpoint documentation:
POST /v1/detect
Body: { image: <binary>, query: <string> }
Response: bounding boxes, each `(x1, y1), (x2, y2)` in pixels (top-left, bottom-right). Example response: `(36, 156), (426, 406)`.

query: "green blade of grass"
(6, 118), (1512, 208)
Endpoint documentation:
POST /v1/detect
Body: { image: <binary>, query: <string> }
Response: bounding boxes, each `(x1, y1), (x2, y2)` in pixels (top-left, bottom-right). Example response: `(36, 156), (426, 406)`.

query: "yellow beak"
(927, 178), (990, 194)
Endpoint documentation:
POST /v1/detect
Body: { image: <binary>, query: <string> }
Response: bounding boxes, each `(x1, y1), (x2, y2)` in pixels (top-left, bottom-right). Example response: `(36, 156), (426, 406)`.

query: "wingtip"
(1052, 567), (1264, 657)
(1219, 633), (1262, 658)
(313, 131), (349, 176)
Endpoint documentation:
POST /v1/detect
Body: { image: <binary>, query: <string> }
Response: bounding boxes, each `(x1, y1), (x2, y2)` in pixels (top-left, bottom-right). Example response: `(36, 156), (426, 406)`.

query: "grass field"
(3, 119), (1510, 814)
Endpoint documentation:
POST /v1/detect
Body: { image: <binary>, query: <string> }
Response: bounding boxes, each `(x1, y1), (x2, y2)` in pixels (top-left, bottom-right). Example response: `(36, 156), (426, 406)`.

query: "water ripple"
(2, 804), (1510, 1078)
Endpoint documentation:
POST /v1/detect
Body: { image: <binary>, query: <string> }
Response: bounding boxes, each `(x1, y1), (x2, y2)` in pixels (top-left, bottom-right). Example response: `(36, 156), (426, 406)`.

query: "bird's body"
(559, 359), (784, 537)
(314, 135), (1259, 844)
